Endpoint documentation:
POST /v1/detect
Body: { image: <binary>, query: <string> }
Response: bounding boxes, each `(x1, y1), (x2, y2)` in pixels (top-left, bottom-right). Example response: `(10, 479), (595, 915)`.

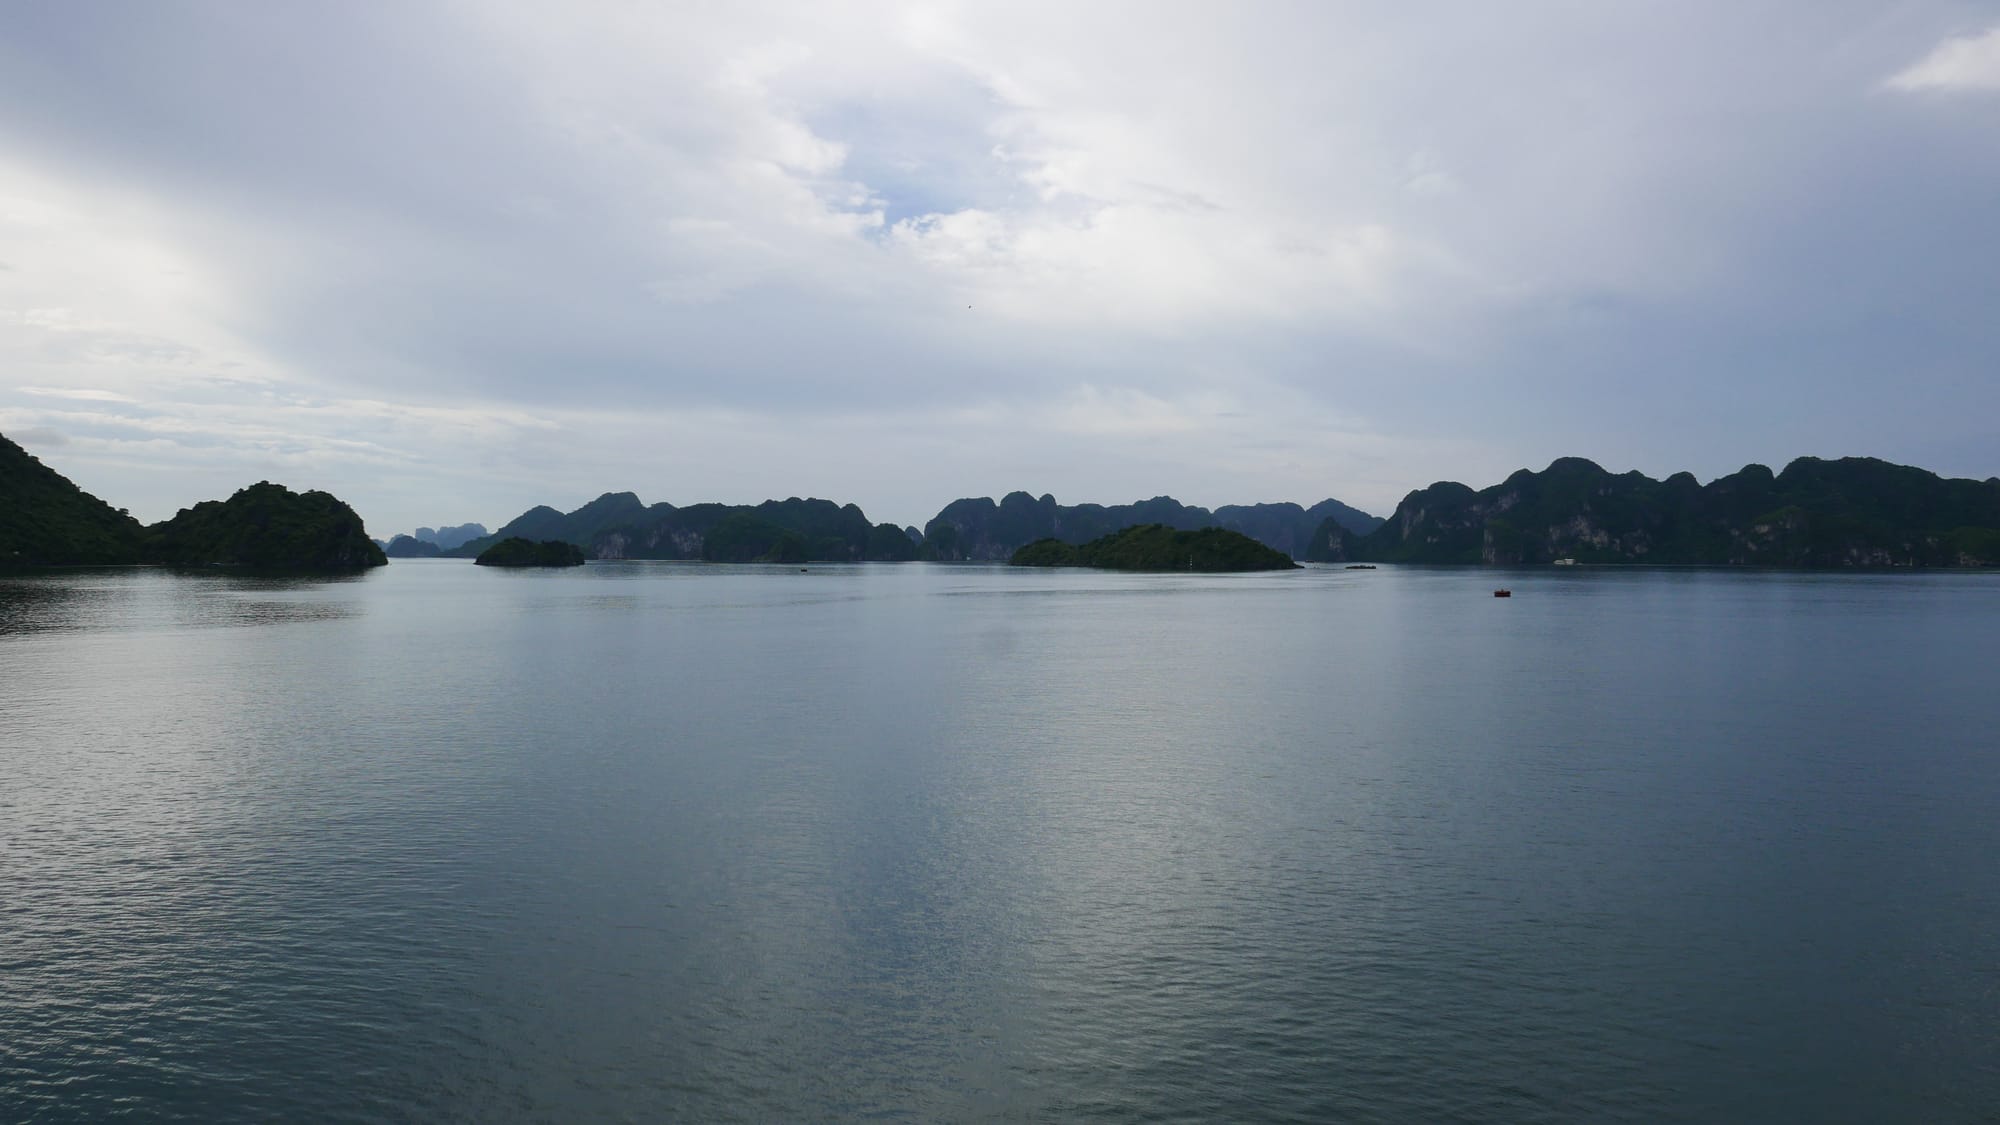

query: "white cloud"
(0, 160), (255, 382)
(1044, 384), (1226, 438)
(1887, 26), (2000, 92)
(10, 426), (67, 447)
(2, 3), (1997, 532)
(17, 386), (140, 403)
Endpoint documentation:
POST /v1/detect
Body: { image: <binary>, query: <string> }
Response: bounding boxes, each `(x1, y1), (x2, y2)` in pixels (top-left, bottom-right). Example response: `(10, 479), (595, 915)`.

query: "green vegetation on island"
(1307, 456), (2000, 567)
(1, 433), (144, 568)
(474, 537), (587, 567)
(701, 512), (810, 563)
(447, 493), (920, 563)
(442, 465), (2000, 571)
(146, 482), (388, 570)
(922, 491), (1381, 561)
(3, 433), (387, 571)
(10, 426), (1999, 574)
(1009, 524), (1301, 571)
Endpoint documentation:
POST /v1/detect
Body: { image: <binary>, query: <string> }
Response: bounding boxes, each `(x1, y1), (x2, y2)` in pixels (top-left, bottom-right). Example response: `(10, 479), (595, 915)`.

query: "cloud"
(11, 426), (67, 447)
(1887, 26), (2000, 91)
(0, 3), (1995, 533)
(18, 386), (140, 403)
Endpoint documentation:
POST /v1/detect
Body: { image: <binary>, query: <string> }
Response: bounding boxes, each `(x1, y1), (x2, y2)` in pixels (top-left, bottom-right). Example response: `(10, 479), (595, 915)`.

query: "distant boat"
(1494, 589), (1512, 597)
(1344, 564), (1376, 570)
(1553, 557), (1578, 566)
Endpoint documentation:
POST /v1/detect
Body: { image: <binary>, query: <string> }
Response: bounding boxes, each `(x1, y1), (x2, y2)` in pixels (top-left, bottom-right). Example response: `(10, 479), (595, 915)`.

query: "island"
(1, 432), (144, 568)
(447, 493), (920, 563)
(1009, 524), (1301, 571)
(1306, 455), (2000, 567)
(8, 425), (1998, 574)
(474, 537), (587, 567)
(922, 490), (1380, 561)
(382, 534), (444, 558)
(4, 433), (390, 571)
(146, 482), (387, 570)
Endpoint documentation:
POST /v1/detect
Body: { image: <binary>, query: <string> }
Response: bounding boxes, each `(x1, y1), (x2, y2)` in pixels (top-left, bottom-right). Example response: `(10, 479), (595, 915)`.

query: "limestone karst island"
(2, 433), (383, 571)
(5, 430), (1999, 572)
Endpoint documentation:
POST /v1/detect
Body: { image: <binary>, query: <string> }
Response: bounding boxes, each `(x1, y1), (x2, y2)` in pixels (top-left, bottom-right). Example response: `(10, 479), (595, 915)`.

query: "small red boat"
(1493, 589), (1512, 598)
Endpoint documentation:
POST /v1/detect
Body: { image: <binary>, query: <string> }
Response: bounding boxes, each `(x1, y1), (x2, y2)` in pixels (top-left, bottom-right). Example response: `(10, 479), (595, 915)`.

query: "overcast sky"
(2, 1), (1997, 534)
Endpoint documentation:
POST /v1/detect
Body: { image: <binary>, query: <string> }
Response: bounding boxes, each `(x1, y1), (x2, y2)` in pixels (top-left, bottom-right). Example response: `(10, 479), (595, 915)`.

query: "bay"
(3, 561), (1998, 1121)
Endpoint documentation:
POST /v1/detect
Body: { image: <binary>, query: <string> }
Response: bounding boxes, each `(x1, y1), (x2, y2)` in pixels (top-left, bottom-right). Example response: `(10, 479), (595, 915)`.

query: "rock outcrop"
(1313, 457), (2000, 567)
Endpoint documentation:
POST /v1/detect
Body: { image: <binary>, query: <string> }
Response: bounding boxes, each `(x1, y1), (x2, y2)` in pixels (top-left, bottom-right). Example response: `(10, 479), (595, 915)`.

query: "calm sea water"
(3, 560), (1998, 1122)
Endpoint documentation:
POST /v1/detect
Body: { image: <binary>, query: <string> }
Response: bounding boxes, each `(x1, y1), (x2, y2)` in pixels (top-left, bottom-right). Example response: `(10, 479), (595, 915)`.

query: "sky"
(1, 1), (1997, 535)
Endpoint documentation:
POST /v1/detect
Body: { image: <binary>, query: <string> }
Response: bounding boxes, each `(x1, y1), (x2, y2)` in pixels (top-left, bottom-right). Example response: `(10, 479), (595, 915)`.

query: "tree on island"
(447, 494), (919, 562)
(1318, 456), (2000, 566)
(145, 482), (386, 570)
(474, 537), (587, 567)
(0, 432), (144, 567)
(1010, 524), (1301, 571)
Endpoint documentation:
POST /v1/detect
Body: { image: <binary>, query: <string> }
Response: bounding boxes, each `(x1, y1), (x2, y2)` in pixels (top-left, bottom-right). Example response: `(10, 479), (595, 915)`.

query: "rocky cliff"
(450, 494), (919, 563)
(920, 491), (1382, 561)
(1313, 457), (2000, 567)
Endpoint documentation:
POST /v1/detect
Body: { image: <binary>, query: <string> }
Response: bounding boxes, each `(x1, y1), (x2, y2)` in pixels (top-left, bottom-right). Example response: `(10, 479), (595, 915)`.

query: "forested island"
(8, 427), (1999, 573)
(2, 433), (384, 571)
(146, 482), (386, 569)
(1309, 456), (2000, 567)
(438, 456), (2000, 570)
(1, 431), (145, 567)
(444, 493), (920, 563)
(1010, 525), (1302, 571)
(922, 491), (1379, 561)
(440, 487), (1380, 565)
(474, 538), (587, 567)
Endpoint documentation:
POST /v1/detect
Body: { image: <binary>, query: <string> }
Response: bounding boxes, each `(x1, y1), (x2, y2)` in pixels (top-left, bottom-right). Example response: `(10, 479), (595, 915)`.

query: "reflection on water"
(3, 561), (1998, 1121)
(0, 578), (92, 635)
(0, 570), (366, 635)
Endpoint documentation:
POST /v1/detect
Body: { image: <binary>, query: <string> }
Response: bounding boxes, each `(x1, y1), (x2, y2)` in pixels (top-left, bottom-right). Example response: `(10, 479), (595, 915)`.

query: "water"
(4, 561), (1998, 1122)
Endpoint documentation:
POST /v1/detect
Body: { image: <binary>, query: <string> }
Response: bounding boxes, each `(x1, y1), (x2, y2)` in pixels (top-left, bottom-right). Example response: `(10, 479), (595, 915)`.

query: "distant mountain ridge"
(448, 492), (919, 563)
(379, 522), (488, 555)
(383, 535), (443, 558)
(10, 427), (1997, 573)
(1309, 456), (2000, 567)
(415, 522), (486, 550)
(919, 491), (1382, 561)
